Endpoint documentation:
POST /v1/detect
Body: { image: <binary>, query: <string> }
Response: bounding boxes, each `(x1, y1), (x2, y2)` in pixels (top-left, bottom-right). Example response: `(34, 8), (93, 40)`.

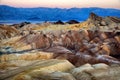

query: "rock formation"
(0, 12), (120, 80)
(87, 12), (120, 31)
(12, 22), (31, 29)
(66, 20), (79, 24)
(54, 20), (64, 25)
(71, 63), (120, 80)
(0, 59), (75, 80)
(0, 25), (19, 40)
(1, 29), (120, 66)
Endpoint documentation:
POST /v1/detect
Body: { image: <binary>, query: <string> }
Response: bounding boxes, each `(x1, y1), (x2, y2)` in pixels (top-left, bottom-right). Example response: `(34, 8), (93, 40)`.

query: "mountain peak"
(89, 12), (102, 21)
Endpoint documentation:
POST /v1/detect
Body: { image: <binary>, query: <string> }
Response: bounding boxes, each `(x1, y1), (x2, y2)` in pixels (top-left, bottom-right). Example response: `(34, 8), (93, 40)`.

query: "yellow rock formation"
(0, 51), (54, 62)
(0, 59), (75, 80)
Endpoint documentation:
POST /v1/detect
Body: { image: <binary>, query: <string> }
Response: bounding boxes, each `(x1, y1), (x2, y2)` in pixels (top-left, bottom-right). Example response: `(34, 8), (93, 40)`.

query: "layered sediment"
(0, 13), (120, 80)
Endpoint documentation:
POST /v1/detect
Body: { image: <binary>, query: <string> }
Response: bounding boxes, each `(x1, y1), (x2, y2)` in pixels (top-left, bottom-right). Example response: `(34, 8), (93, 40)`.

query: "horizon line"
(0, 4), (120, 10)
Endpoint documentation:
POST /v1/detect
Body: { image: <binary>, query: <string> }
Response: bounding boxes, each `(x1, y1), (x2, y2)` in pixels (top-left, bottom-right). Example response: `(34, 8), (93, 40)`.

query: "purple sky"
(0, 0), (120, 9)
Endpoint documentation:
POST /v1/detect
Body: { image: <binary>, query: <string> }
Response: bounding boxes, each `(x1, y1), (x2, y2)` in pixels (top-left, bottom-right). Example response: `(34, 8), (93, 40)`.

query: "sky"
(0, 0), (120, 9)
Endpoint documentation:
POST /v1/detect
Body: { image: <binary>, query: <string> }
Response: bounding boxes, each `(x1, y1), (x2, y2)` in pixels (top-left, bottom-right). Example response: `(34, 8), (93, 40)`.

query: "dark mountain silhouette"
(0, 5), (120, 21)
(66, 20), (79, 24)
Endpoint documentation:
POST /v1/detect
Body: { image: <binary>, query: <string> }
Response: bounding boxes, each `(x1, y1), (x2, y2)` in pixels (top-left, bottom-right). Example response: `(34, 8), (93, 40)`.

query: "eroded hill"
(0, 13), (120, 80)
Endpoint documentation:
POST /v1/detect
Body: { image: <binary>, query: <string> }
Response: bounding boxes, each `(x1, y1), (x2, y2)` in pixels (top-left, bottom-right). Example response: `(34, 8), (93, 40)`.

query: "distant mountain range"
(0, 5), (120, 21)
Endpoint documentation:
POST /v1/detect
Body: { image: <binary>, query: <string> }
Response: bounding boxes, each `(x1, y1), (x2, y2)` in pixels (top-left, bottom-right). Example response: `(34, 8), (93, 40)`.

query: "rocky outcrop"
(0, 51), (54, 62)
(66, 20), (79, 24)
(71, 63), (120, 80)
(0, 59), (119, 80)
(87, 12), (120, 30)
(12, 22), (31, 29)
(89, 12), (102, 22)
(1, 29), (120, 66)
(0, 12), (120, 80)
(0, 59), (75, 80)
(0, 30), (120, 80)
(54, 20), (64, 25)
(17, 32), (52, 50)
(0, 25), (19, 40)
(107, 16), (120, 23)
